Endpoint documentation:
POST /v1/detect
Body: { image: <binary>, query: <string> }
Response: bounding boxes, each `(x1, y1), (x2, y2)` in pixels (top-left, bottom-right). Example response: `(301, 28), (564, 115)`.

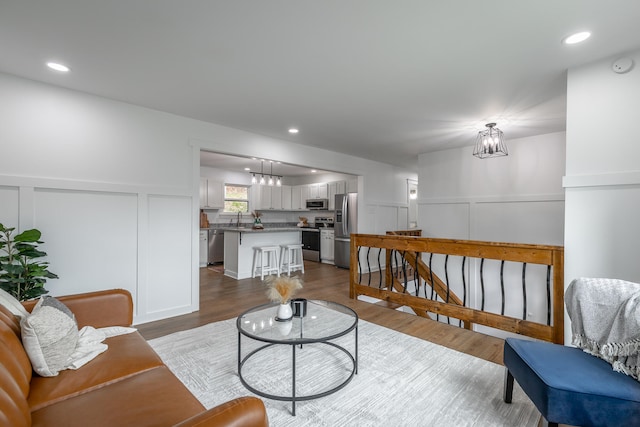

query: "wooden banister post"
(349, 235), (358, 299)
(552, 249), (565, 344)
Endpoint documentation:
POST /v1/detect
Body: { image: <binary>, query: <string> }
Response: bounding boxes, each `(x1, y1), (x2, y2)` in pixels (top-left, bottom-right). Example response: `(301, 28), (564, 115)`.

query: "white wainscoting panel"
(374, 205), (400, 234)
(565, 185), (640, 284)
(419, 203), (470, 239)
(144, 195), (193, 318)
(397, 206), (408, 230)
(33, 189), (138, 299)
(473, 200), (565, 245)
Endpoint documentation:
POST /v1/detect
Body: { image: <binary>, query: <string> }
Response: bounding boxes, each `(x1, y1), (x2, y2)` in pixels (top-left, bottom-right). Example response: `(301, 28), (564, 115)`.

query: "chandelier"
(250, 160), (282, 186)
(473, 123), (508, 159)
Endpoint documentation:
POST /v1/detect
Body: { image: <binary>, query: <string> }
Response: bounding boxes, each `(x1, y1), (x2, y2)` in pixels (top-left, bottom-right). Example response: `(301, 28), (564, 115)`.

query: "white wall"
(418, 131), (566, 244)
(564, 48), (640, 343)
(0, 72), (416, 323)
(417, 132), (566, 338)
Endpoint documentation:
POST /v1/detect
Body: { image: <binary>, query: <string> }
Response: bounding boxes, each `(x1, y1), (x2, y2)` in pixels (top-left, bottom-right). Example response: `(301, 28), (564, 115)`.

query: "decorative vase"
(276, 319), (293, 335)
(276, 302), (293, 321)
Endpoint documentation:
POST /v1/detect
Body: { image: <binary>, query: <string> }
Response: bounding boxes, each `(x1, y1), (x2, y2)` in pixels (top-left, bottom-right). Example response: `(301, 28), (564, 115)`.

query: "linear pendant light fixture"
(250, 159), (282, 186)
(473, 123), (508, 159)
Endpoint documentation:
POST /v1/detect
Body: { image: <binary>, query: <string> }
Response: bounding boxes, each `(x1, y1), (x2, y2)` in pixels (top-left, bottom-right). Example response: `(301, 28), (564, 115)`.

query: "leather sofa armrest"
(174, 397), (268, 427)
(22, 289), (133, 328)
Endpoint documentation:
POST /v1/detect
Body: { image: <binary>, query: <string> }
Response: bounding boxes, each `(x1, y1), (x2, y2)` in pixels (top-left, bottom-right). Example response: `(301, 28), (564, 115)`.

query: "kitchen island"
(224, 227), (302, 279)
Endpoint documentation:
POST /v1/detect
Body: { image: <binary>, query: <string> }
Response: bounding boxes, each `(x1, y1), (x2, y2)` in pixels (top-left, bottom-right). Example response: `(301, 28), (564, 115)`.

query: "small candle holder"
(290, 298), (307, 318)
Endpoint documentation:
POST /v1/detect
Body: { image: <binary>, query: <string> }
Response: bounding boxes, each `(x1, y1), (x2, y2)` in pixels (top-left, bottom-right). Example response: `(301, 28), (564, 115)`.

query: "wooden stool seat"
(280, 244), (304, 276)
(252, 246), (280, 280)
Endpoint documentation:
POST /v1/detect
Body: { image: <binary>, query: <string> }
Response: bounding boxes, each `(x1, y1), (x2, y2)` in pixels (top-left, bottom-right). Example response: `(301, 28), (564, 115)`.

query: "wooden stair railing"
(350, 233), (565, 344)
(388, 250), (472, 329)
(386, 230), (470, 328)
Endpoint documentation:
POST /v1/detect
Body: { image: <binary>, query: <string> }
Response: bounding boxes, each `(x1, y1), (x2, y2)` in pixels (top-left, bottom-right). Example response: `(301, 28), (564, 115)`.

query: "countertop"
(223, 227), (308, 233)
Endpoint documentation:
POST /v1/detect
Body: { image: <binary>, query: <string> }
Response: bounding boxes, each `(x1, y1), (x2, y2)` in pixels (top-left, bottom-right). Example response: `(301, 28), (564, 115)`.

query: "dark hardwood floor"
(137, 261), (505, 364)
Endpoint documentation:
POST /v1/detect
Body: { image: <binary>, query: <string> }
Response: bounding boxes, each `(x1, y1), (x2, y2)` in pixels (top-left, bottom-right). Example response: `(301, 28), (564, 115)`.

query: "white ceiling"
(2, 1), (640, 170)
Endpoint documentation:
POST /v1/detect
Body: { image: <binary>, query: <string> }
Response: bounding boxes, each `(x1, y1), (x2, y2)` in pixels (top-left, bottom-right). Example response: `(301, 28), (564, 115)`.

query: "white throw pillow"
(21, 296), (79, 377)
(0, 288), (29, 319)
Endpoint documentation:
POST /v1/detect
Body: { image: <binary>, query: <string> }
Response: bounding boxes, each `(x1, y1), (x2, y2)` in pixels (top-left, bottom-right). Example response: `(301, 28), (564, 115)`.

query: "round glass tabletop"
(237, 299), (358, 344)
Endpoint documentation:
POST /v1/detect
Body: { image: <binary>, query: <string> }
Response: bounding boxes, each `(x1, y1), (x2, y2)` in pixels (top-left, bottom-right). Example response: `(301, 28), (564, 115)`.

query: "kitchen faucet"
(236, 211), (242, 227)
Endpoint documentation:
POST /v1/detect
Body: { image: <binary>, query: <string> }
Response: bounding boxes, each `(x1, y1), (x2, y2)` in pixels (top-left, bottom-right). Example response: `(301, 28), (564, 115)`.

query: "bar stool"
(252, 246), (280, 280)
(280, 243), (305, 276)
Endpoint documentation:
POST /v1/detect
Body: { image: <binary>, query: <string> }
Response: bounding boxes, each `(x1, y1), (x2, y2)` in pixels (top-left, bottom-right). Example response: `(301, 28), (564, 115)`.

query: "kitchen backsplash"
(203, 211), (334, 229)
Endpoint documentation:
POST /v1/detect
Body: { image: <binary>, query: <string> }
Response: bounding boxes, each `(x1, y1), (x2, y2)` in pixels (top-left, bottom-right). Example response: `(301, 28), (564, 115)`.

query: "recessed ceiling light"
(288, 128), (299, 134)
(46, 62), (70, 72)
(563, 31), (591, 45)
(311, 169), (317, 173)
(244, 167), (250, 171)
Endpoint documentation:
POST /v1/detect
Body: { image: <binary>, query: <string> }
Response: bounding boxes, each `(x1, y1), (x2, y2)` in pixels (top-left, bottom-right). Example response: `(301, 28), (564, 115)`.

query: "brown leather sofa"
(0, 289), (269, 427)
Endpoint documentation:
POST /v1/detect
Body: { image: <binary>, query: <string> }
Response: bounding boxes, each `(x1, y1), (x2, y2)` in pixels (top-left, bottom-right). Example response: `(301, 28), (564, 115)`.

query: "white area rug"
(149, 318), (539, 426)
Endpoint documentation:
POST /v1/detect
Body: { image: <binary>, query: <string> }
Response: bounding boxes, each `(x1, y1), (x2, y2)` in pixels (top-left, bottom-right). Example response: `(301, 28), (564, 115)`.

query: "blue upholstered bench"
(503, 338), (640, 427)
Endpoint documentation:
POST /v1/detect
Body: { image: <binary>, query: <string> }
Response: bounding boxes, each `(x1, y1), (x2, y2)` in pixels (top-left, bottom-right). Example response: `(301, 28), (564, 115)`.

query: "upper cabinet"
(308, 183), (328, 200)
(271, 185), (282, 210)
(328, 180), (346, 210)
(298, 185), (310, 209)
(249, 179), (356, 211)
(252, 184), (291, 210)
(200, 178), (224, 209)
(281, 185), (292, 210)
(291, 185), (302, 210)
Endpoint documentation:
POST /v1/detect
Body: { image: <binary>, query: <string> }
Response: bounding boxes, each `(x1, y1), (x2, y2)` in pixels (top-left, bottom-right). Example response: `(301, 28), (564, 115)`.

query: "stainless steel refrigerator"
(334, 193), (357, 268)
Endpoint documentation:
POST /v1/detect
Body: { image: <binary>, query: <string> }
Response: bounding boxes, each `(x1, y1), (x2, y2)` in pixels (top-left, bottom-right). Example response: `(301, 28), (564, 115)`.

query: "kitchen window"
(223, 184), (250, 213)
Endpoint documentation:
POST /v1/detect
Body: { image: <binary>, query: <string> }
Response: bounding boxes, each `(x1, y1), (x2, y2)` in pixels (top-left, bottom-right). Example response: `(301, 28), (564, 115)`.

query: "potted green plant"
(0, 223), (58, 301)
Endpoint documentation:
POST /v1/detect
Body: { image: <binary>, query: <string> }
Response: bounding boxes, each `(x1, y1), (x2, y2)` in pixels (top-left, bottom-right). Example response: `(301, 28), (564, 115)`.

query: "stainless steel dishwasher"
(207, 229), (224, 264)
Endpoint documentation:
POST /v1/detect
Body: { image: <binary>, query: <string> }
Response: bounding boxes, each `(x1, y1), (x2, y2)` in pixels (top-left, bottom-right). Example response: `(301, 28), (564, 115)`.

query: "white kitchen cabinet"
(199, 230), (208, 267)
(200, 178), (224, 209)
(281, 185), (292, 210)
(328, 180), (346, 210)
(308, 183), (318, 199)
(299, 185), (310, 208)
(251, 184), (262, 209)
(291, 186), (302, 210)
(271, 185), (282, 209)
(252, 184), (286, 209)
(320, 228), (334, 264)
(318, 183), (328, 199)
(253, 184), (271, 210)
(308, 183), (328, 200)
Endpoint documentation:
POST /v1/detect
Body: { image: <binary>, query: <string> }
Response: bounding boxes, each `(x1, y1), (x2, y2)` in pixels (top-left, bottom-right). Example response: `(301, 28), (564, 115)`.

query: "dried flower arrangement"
(265, 275), (303, 304)
(251, 210), (264, 229)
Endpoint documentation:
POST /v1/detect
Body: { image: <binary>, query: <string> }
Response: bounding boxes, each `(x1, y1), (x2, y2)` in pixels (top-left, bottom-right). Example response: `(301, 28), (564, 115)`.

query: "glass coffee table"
(237, 300), (358, 415)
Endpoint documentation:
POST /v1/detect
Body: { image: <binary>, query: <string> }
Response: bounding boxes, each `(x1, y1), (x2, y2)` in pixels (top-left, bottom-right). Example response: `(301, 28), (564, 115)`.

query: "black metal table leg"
(237, 332), (241, 374)
(355, 324), (358, 374)
(292, 344), (296, 415)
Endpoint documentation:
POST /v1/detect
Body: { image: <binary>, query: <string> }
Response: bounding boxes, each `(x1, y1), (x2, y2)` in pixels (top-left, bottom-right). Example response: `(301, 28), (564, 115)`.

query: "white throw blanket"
(566, 277), (640, 381)
(65, 326), (137, 370)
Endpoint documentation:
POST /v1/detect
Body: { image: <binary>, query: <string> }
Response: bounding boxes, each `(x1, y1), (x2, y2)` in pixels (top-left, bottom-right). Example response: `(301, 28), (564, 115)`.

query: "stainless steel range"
(314, 216), (334, 228)
(301, 217), (334, 262)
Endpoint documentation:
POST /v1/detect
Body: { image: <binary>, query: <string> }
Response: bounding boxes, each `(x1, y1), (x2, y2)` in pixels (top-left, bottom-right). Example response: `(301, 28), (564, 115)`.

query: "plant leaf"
(14, 229), (42, 243)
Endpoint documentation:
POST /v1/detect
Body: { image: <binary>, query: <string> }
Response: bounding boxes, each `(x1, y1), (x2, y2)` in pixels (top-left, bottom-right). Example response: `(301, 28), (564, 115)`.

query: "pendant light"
(248, 158), (283, 185)
(473, 123), (508, 159)
(259, 160), (265, 184)
(268, 162), (274, 186)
